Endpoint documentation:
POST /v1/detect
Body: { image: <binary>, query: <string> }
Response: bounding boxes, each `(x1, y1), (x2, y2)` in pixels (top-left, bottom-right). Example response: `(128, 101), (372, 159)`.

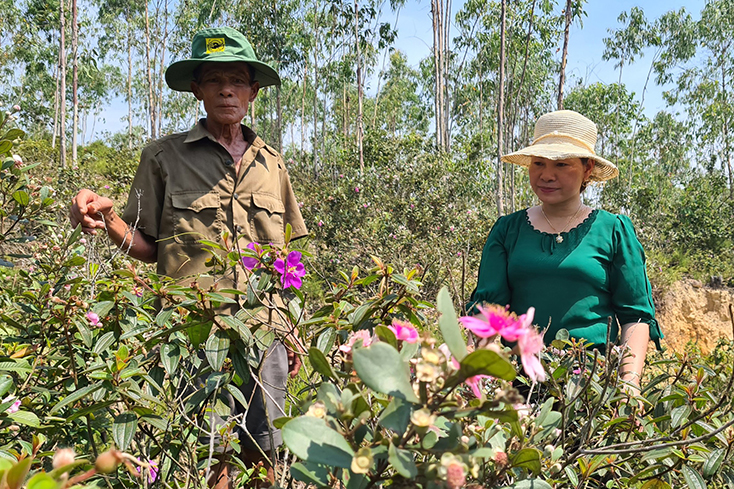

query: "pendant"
(555, 235), (564, 244)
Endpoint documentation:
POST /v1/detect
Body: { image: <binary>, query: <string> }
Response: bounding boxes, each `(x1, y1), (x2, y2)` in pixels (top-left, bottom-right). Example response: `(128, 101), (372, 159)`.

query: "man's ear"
(249, 82), (260, 102)
(191, 82), (203, 101)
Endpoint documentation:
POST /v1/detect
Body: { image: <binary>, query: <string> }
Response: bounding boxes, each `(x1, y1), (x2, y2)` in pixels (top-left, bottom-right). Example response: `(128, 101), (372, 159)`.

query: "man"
(70, 27), (308, 487)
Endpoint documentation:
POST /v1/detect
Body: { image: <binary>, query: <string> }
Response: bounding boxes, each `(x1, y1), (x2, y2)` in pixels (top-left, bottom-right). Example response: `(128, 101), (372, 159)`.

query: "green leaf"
(113, 411), (138, 450)
(375, 325), (398, 349)
(681, 464), (707, 489)
(12, 190), (29, 207)
(437, 287), (468, 361)
(309, 347), (336, 380)
(388, 443), (417, 479)
(160, 343), (181, 376)
(282, 416), (354, 468)
(703, 448), (725, 478)
(224, 383), (248, 409)
(0, 375), (13, 397)
(378, 397), (412, 434)
(205, 329), (230, 371)
(640, 480), (672, 489)
(511, 448), (542, 476)
(50, 382), (104, 414)
(26, 472), (59, 489)
(458, 349), (516, 381)
(670, 404), (691, 428)
(4, 129), (25, 141)
(93, 331), (116, 355)
(352, 343), (419, 403)
(9, 411), (40, 428)
(187, 322), (213, 349)
(0, 140), (12, 155)
(219, 315), (253, 346)
(155, 307), (174, 327)
(505, 479), (553, 489)
(290, 461), (331, 488)
(6, 457), (32, 489)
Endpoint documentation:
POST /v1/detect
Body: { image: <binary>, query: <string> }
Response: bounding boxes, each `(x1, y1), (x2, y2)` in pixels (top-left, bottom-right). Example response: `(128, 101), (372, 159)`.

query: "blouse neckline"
(523, 208), (599, 239)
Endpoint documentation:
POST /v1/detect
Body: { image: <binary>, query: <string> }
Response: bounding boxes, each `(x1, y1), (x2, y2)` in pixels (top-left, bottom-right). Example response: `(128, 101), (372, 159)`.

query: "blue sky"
(98, 0), (702, 139)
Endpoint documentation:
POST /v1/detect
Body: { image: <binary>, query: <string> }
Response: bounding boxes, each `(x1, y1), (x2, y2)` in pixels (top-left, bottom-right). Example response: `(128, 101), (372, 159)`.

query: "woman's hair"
(580, 158), (591, 192)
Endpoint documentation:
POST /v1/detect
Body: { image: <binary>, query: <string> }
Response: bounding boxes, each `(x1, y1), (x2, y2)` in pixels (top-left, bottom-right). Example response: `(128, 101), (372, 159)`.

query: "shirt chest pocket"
(171, 191), (223, 244)
(249, 193), (286, 245)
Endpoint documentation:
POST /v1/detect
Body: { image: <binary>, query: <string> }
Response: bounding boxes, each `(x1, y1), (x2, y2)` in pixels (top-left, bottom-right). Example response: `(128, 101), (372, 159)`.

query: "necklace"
(540, 202), (585, 244)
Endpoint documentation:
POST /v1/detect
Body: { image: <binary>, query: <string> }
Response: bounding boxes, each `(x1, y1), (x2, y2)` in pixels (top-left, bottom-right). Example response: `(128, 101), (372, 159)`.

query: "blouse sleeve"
(610, 215), (663, 347)
(466, 216), (512, 314)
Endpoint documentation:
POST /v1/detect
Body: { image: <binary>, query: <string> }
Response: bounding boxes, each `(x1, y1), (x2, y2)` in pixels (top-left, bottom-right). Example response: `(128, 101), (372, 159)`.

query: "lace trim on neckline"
(524, 208), (599, 238)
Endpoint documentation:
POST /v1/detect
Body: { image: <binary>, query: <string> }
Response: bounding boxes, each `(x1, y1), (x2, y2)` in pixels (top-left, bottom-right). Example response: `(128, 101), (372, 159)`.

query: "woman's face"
(528, 157), (595, 207)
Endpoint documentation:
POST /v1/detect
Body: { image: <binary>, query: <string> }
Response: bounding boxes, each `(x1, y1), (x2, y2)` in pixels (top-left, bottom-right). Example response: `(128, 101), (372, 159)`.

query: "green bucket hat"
(165, 27), (281, 92)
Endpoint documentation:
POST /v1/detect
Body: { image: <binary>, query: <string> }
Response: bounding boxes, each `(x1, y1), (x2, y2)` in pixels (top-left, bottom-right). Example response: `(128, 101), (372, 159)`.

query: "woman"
(468, 110), (662, 388)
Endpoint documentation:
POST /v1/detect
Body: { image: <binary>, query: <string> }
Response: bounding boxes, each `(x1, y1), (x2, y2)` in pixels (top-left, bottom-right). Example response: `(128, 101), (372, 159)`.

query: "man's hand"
(287, 348), (302, 377)
(70, 189), (115, 234)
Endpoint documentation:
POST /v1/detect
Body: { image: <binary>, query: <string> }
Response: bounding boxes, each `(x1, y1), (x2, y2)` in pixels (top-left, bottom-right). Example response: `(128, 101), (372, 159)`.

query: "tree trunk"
(354, 0), (364, 172)
(274, 0), (282, 150)
(300, 63), (307, 162)
(145, 3), (155, 139)
(496, 0), (507, 216)
(127, 5), (133, 150)
(723, 62), (733, 198)
(52, 63), (59, 150)
(71, 0), (78, 165)
(431, 0), (442, 150)
(59, 0), (67, 168)
(557, 0), (572, 109)
(157, 0), (169, 138)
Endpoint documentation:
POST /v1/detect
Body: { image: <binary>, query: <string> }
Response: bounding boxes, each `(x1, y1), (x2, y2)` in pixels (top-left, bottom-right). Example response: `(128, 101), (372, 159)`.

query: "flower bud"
(543, 444), (555, 457)
(350, 447), (373, 474)
(306, 401), (326, 418)
(95, 450), (120, 474)
(410, 408), (436, 428)
(12, 105), (20, 111)
(53, 448), (76, 468)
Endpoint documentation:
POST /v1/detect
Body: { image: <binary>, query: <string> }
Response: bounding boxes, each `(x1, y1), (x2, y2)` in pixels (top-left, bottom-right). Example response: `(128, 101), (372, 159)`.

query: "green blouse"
(468, 209), (662, 347)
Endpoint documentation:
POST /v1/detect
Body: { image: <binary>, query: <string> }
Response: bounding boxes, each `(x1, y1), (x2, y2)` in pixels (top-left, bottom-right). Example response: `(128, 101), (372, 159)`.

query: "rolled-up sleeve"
(121, 143), (165, 240)
(610, 215), (663, 346)
(467, 216), (512, 313)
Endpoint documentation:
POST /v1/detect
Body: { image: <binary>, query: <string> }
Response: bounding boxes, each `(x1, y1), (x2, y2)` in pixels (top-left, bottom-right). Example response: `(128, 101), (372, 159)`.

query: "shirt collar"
(184, 118), (262, 148)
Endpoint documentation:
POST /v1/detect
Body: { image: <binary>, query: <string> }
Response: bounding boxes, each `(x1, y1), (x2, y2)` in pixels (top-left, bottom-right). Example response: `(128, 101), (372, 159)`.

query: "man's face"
(191, 62), (260, 127)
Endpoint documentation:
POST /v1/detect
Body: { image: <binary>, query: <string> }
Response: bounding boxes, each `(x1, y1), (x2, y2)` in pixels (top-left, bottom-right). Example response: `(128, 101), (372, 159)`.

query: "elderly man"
(70, 27), (307, 487)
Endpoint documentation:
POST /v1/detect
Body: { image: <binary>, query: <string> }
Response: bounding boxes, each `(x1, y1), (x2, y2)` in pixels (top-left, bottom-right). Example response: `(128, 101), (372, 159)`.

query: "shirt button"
(236, 225), (243, 233)
(224, 159), (233, 166)
(233, 193), (239, 200)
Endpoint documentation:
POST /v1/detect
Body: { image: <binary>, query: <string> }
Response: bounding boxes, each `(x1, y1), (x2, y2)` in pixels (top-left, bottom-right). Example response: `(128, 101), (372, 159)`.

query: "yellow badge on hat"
(205, 38), (225, 54)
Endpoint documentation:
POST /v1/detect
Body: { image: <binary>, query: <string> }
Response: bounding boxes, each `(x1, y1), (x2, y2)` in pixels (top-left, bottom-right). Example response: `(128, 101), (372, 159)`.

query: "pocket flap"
(171, 191), (220, 212)
(251, 193), (285, 214)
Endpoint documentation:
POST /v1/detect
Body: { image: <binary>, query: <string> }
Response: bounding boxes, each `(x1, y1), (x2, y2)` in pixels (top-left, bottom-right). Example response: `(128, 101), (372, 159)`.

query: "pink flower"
(459, 305), (532, 342)
(136, 459), (158, 483)
(86, 311), (101, 326)
(388, 320), (419, 343)
(241, 242), (263, 270)
(517, 326), (546, 382)
(104, 185), (110, 189)
(339, 330), (372, 355)
(3, 396), (20, 414)
(363, 203), (369, 208)
(317, 220), (324, 227)
(445, 461), (466, 489)
(354, 186), (360, 193)
(12, 104), (20, 111)
(273, 251), (306, 289)
(572, 368), (582, 375)
(12, 155), (22, 168)
(465, 374), (490, 398)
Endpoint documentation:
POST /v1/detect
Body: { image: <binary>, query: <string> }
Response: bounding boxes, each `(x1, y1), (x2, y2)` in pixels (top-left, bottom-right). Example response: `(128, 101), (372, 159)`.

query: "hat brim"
(165, 57), (281, 92)
(501, 143), (619, 182)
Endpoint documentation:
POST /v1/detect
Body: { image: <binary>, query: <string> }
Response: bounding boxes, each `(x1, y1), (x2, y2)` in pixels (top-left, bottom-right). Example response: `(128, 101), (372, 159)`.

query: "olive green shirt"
(121, 120), (308, 296)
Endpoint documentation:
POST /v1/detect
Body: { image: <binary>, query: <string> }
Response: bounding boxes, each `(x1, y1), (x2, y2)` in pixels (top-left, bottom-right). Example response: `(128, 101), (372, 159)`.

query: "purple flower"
(86, 311), (101, 326)
(273, 251), (306, 289)
(388, 320), (419, 343)
(136, 459), (158, 483)
(241, 242), (263, 270)
(132, 286), (143, 297)
(3, 396), (20, 414)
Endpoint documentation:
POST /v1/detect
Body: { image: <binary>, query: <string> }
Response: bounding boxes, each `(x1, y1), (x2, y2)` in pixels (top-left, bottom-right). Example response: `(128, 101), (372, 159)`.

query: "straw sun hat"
(501, 110), (619, 182)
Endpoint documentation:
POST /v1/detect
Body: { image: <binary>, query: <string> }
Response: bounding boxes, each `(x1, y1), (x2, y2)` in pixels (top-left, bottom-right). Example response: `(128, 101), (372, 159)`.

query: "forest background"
(2, 0), (734, 487)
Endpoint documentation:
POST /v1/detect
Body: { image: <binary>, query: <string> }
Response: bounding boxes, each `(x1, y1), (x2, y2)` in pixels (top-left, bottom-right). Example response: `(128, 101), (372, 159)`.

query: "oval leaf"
(205, 329), (230, 371)
(160, 343), (181, 376)
(113, 411), (138, 451)
(309, 347), (336, 380)
(459, 349), (516, 381)
(388, 443), (417, 479)
(681, 464), (706, 489)
(511, 448), (542, 476)
(352, 343), (419, 403)
(282, 416), (354, 468)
